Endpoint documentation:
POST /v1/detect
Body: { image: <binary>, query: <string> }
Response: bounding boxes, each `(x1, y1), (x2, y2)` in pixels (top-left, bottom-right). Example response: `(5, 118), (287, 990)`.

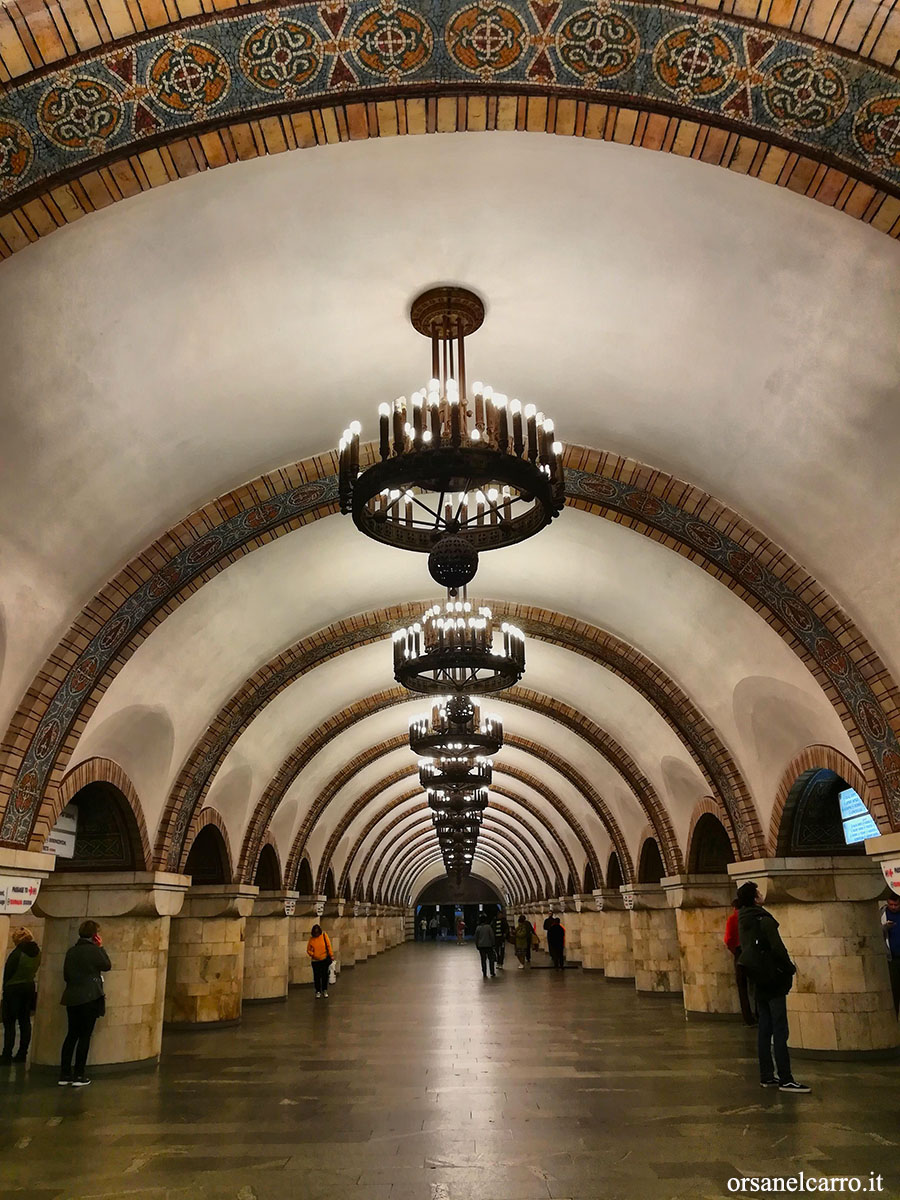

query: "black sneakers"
(71, 1077), (91, 1088)
(760, 1079), (780, 1088)
(779, 1080), (811, 1093)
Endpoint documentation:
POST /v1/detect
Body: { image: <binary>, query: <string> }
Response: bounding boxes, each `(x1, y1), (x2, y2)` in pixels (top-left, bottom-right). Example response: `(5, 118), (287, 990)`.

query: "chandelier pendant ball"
(337, 286), (565, 584)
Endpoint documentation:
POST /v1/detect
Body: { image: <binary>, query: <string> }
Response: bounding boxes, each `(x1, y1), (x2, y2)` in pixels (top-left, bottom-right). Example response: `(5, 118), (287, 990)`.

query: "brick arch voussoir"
(57, 756), (152, 872)
(767, 743), (870, 855)
(489, 776), (600, 887)
(6, 446), (899, 852)
(182, 807), (235, 882)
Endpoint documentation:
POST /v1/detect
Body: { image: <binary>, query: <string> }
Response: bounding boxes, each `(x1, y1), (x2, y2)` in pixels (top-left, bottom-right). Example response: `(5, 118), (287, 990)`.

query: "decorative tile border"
(2, 0), (900, 237)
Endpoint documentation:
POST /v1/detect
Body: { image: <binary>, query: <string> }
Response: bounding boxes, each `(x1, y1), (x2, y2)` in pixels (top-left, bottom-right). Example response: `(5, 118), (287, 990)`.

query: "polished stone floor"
(2, 941), (898, 1200)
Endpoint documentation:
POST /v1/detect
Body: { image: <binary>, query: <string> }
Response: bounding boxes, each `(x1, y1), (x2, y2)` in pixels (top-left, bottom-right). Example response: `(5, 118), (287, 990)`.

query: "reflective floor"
(2, 941), (898, 1200)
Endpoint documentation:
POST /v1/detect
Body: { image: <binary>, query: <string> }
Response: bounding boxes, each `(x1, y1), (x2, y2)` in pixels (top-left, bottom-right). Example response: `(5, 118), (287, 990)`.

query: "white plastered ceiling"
(3, 128), (896, 893)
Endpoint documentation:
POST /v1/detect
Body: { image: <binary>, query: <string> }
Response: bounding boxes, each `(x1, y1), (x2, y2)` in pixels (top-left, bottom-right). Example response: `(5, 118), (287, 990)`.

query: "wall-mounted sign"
(284, 899), (296, 917)
(0, 877), (41, 915)
(880, 860), (900, 895)
(42, 804), (77, 858)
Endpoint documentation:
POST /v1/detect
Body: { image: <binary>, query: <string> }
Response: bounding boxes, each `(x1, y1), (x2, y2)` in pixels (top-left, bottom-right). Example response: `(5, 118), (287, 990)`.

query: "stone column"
(288, 897), (318, 986)
(559, 896), (584, 965)
(335, 902), (357, 968)
(375, 905), (386, 953)
(242, 890), (297, 1004)
(579, 892), (605, 971)
(32, 871), (189, 1069)
(623, 883), (682, 996)
(164, 884), (257, 1027)
(662, 874), (739, 1018)
(729, 858), (900, 1057)
(0, 848), (55, 965)
(599, 887), (634, 980)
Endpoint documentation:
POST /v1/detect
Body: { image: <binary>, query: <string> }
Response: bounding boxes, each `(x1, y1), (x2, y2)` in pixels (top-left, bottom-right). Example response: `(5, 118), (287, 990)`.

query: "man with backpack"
(736, 881), (810, 1094)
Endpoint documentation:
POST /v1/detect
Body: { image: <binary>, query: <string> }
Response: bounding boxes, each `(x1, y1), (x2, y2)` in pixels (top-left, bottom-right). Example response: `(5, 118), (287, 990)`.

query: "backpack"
(739, 920), (794, 995)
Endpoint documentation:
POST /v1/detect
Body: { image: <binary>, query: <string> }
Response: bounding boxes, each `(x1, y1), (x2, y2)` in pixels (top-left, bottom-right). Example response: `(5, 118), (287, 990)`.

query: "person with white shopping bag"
(306, 924), (334, 999)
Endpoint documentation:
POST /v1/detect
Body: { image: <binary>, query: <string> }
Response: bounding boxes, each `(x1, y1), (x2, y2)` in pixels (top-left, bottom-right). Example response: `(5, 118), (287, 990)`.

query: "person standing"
(736, 882), (809, 1094)
(1, 927), (41, 1063)
(306, 924), (333, 998)
(514, 915), (535, 968)
(418, 916), (427, 941)
(428, 915), (438, 941)
(547, 917), (566, 970)
(724, 898), (757, 1026)
(493, 910), (509, 970)
(59, 920), (111, 1087)
(474, 914), (496, 978)
(880, 893), (900, 1013)
(456, 915), (466, 945)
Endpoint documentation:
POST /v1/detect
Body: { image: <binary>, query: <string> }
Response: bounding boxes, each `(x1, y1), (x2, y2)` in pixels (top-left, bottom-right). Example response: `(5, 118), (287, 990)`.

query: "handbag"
(328, 960), (337, 986)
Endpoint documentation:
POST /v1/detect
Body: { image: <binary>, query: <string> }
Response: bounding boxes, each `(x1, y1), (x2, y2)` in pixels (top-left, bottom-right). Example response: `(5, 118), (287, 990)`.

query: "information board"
(0, 877), (41, 915)
(42, 804), (78, 858)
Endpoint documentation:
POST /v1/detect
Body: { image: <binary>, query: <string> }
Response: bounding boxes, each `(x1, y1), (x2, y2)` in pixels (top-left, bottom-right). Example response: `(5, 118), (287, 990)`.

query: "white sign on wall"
(880, 860), (900, 895)
(42, 805), (78, 858)
(0, 877), (41, 915)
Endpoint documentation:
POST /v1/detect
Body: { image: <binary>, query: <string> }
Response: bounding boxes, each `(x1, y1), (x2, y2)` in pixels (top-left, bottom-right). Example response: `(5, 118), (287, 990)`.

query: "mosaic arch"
(2, 0), (900, 258)
(278, 726), (635, 890)
(220, 679), (680, 887)
(168, 600), (759, 875)
(2, 446), (898, 855)
(767, 742), (869, 853)
(685, 796), (738, 867)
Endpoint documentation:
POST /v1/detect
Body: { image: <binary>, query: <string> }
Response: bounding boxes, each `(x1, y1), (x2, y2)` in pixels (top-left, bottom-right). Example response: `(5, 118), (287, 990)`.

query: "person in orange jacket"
(306, 924), (333, 998)
(724, 899), (756, 1026)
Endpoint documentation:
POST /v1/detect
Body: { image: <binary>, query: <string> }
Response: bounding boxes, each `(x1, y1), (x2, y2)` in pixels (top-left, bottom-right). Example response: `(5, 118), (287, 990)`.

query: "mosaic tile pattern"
(1, 0), (900, 210)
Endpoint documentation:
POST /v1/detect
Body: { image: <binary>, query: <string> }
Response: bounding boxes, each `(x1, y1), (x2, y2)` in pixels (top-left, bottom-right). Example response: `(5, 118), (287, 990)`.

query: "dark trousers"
(2, 984), (35, 1057)
(757, 992), (793, 1084)
(888, 958), (900, 1015)
(550, 948), (565, 970)
(61, 999), (102, 1079)
(311, 959), (330, 992)
(734, 957), (757, 1024)
(495, 939), (505, 966)
(478, 947), (496, 977)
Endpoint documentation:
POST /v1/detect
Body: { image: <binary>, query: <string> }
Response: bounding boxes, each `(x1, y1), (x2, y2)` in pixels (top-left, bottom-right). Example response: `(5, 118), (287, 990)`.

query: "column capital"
(727, 857), (885, 903)
(661, 874), (734, 909)
(252, 889), (299, 918)
(620, 883), (667, 910)
(33, 871), (191, 919)
(180, 883), (258, 918)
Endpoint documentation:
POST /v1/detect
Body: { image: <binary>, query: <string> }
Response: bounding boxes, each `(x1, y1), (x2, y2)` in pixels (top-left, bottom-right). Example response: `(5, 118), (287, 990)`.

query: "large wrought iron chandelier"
(337, 286), (565, 589)
(393, 596), (524, 695)
(409, 695), (503, 758)
(427, 787), (490, 815)
(419, 756), (492, 791)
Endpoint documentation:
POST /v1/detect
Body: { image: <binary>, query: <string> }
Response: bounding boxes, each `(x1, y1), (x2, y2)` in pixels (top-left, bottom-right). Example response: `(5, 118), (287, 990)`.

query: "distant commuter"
(724, 898), (757, 1025)
(456, 915), (466, 945)
(474, 914), (496, 978)
(418, 917), (427, 941)
(514, 915), (535, 968)
(493, 911), (510, 970)
(547, 917), (566, 971)
(59, 920), (111, 1087)
(429, 916), (439, 941)
(881, 894), (900, 1013)
(736, 883), (809, 1094)
(1, 927), (41, 1063)
(306, 924), (333, 998)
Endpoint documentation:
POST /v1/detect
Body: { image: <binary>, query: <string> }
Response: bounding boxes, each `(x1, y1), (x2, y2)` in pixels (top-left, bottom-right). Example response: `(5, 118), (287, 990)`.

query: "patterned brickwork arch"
(387, 833), (533, 906)
(685, 796), (739, 872)
(57, 755), (151, 871)
(3, 446), (898, 852)
(252, 834), (283, 890)
(393, 847), (526, 906)
(184, 807), (235, 882)
(2, 0), (900, 258)
(767, 743), (870, 854)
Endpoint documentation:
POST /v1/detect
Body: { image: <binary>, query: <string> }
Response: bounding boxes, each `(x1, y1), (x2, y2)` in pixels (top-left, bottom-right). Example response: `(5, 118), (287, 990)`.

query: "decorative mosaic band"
(2, 461), (899, 849)
(1, 0), (900, 212)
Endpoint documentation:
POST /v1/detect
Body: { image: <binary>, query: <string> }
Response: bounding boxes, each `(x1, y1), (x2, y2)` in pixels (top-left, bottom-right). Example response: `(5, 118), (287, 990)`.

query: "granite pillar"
(164, 884), (257, 1027)
(288, 897), (319, 986)
(623, 884), (682, 995)
(32, 871), (189, 1068)
(729, 858), (900, 1057)
(662, 874), (739, 1018)
(243, 890), (297, 1003)
(599, 887), (634, 980)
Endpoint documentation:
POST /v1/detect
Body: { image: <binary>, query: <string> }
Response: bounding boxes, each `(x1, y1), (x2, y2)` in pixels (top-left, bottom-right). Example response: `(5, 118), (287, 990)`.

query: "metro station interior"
(1, 1), (900, 1195)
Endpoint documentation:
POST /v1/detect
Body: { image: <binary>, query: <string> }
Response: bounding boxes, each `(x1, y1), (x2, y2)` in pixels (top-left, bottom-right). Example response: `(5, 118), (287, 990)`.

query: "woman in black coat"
(59, 920), (111, 1087)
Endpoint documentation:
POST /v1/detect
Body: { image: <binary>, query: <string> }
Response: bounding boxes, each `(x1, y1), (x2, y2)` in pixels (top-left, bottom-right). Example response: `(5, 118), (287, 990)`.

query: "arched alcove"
(566, 871), (576, 896)
(55, 780), (145, 873)
(254, 843), (281, 891)
(607, 853), (623, 890)
(637, 838), (665, 885)
(688, 813), (735, 874)
(776, 767), (880, 857)
(295, 859), (314, 896)
(323, 867), (336, 899)
(184, 824), (230, 886)
(414, 874), (503, 907)
(584, 862), (596, 893)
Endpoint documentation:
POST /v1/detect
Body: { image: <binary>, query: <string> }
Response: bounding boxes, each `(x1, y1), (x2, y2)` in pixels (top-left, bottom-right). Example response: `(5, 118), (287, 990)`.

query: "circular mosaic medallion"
(185, 533), (225, 565)
(446, 2), (527, 77)
(557, 7), (639, 81)
(685, 520), (723, 552)
(653, 26), (735, 100)
(623, 490), (663, 517)
(777, 596), (814, 633)
(857, 698), (888, 742)
(815, 636), (850, 677)
(243, 502), (281, 530)
(13, 771), (39, 814)
(239, 20), (322, 93)
(881, 750), (900, 793)
(69, 656), (99, 694)
(762, 56), (847, 130)
(352, 6), (432, 77)
(727, 549), (763, 583)
(38, 76), (123, 151)
(853, 95), (900, 172)
(288, 480), (331, 507)
(33, 719), (61, 762)
(577, 476), (619, 501)
(148, 565), (182, 599)
(0, 120), (34, 193)
(148, 40), (231, 115)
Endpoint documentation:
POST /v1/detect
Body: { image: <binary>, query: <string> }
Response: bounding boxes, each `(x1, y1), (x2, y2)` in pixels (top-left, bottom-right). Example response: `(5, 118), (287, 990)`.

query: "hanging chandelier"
(433, 812), (483, 834)
(420, 756), (492, 792)
(337, 286), (565, 589)
(409, 695), (503, 758)
(393, 596), (524, 695)
(427, 787), (490, 815)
